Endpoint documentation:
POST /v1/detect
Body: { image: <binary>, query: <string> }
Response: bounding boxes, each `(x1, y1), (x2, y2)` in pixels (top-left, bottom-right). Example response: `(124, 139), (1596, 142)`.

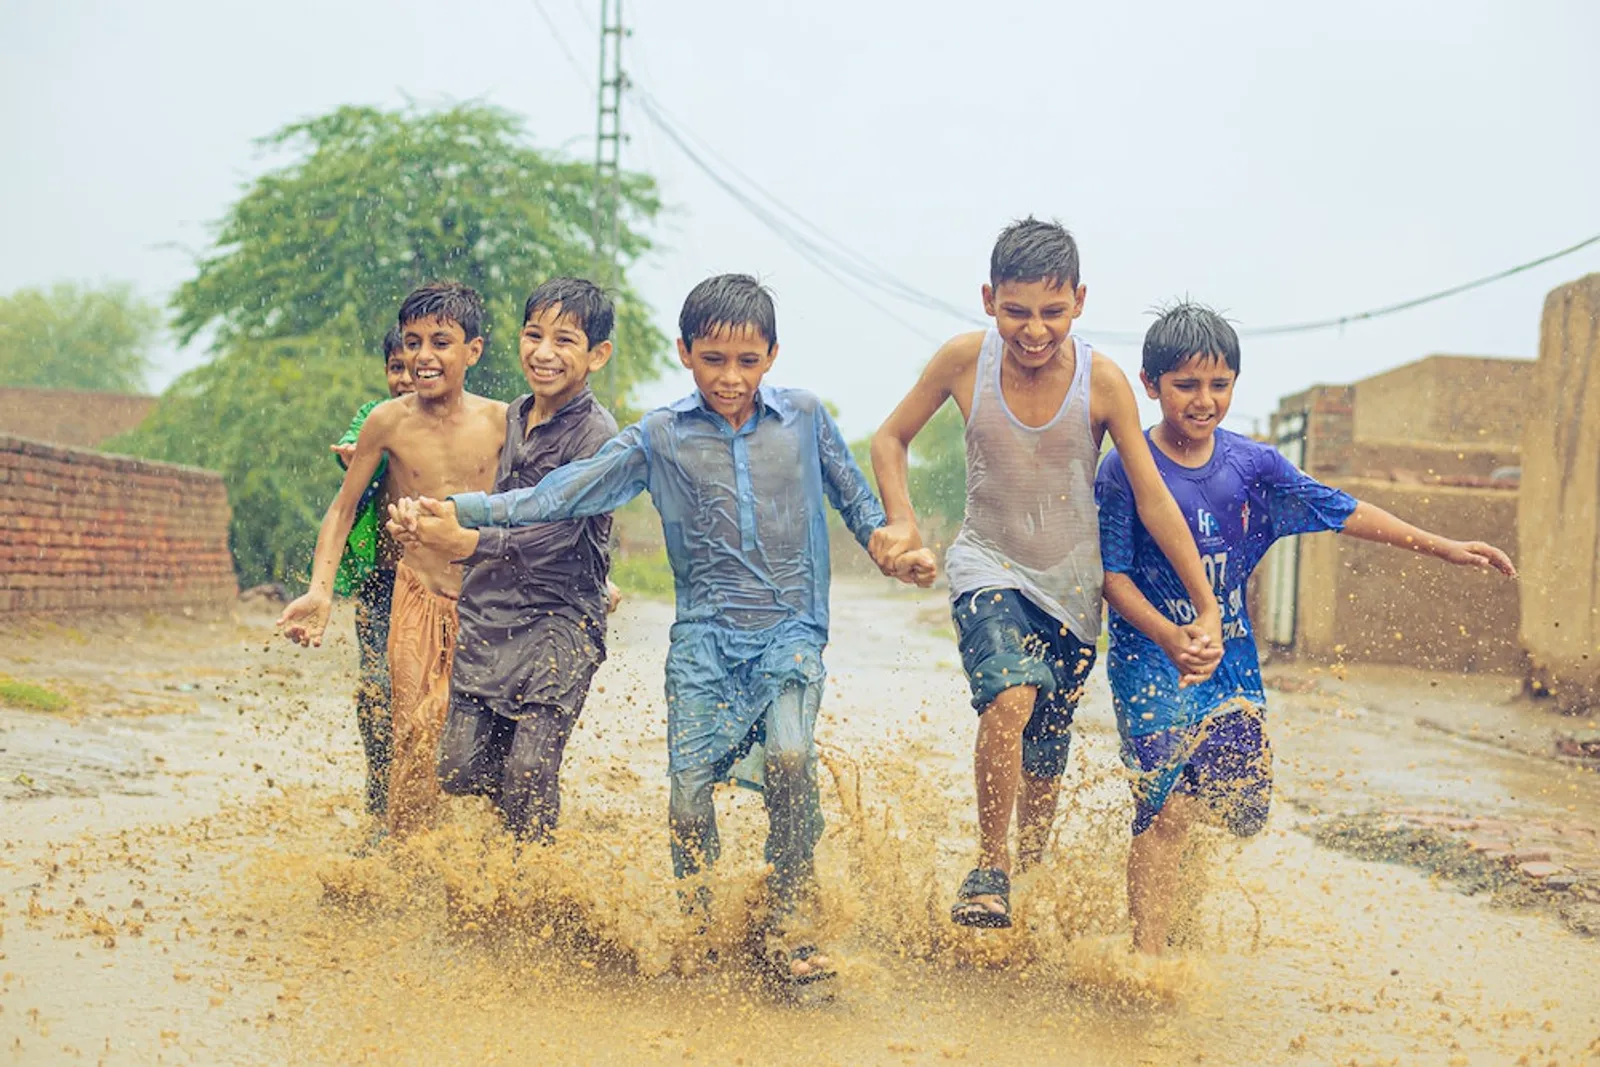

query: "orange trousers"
(385, 561), (459, 837)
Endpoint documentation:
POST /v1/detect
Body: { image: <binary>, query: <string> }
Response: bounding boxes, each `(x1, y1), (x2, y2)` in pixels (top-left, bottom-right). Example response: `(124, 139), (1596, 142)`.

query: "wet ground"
(2, 580), (1598, 1065)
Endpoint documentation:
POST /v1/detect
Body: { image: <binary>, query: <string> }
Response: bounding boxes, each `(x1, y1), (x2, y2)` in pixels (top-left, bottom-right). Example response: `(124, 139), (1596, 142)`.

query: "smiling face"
(981, 277), (1086, 372)
(399, 315), (482, 401)
(519, 303), (611, 407)
(384, 349), (415, 398)
(676, 322), (777, 430)
(1143, 352), (1237, 448)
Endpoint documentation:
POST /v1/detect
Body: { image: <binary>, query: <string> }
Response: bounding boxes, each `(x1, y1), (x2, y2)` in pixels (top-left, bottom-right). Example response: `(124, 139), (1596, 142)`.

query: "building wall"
(1343, 440), (1520, 482)
(1354, 355), (1535, 448)
(1517, 273), (1600, 711)
(0, 387), (157, 450)
(0, 435), (237, 613)
(1291, 478), (1522, 674)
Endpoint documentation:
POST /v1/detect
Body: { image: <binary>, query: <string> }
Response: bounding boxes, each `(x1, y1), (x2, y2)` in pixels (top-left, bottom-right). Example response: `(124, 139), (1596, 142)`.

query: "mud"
(3, 581), (1599, 1065)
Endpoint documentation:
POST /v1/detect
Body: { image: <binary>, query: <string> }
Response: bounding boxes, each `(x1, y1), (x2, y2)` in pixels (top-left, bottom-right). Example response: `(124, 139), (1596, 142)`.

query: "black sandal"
(760, 935), (837, 986)
(951, 867), (1012, 929)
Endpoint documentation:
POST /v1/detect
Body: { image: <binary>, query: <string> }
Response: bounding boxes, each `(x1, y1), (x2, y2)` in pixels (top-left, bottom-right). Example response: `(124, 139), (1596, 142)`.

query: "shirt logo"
(1196, 508), (1218, 537)
(1240, 500), (1252, 534)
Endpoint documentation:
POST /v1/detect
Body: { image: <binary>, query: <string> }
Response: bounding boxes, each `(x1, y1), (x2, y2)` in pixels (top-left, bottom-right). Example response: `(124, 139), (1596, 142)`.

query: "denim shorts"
(1123, 705), (1272, 837)
(952, 587), (1097, 779)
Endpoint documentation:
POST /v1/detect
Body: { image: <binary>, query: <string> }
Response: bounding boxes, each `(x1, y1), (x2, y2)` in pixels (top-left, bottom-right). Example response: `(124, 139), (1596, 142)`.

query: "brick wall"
(0, 435), (237, 613)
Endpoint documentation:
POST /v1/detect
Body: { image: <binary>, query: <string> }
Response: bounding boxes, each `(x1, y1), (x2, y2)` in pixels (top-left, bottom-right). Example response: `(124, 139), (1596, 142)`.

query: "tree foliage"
(119, 103), (669, 586)
(0, 282), (159, 393)
(170, 103), (667, 399)
(845, 401), (968, 544)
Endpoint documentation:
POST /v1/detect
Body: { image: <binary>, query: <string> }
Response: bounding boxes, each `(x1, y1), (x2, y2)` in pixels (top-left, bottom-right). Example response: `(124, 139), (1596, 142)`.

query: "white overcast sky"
(4, 0), (1598, 438)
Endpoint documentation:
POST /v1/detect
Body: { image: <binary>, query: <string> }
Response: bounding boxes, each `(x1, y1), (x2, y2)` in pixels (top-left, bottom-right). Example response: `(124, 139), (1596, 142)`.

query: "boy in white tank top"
(871, 219), (1225, 928)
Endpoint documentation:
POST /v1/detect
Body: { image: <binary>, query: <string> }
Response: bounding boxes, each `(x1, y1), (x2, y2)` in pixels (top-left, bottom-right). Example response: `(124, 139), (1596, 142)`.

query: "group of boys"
(279, 217), (1515, 980)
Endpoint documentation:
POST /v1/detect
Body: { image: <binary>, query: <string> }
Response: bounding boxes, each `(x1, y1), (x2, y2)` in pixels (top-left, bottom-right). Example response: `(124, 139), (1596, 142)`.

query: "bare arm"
(868, 334), (977, 562)
(1103, 572), (1221, 685)
(278, 403), (395, 646)
(1340, 502), (1517, 577)
(1094, 356), (1223, 652)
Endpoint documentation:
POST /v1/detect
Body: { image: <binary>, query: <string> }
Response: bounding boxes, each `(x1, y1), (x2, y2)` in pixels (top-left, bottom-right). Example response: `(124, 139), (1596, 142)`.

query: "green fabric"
(333, 399), (389, 596)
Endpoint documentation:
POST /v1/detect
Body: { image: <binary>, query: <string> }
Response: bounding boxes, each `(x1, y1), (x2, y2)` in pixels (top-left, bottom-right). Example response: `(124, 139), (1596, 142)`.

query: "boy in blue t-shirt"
(1095, 301), (1517, 954)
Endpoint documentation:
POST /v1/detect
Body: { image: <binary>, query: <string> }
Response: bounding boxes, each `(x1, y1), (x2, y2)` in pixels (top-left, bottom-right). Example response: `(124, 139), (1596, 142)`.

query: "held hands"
(1161, 619), (1223, 688)
(869, 520), (938, 588)
(1439, 540), (1518, 578)
(386, 497), (477, 559)
(277, 591), (332, 648)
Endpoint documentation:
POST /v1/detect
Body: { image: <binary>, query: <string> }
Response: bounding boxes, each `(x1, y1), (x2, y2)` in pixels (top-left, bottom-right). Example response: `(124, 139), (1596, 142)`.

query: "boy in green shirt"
(330, 325), (412, 821)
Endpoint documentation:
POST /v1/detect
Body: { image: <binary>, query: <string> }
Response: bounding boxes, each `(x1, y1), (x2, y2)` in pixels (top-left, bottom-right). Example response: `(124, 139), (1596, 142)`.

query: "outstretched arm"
(279, 403), (394, 646)
(1095, 357), (1223, 654)
(868, 335), (975, 567)
(448, 424), (651, 530)
(1340, 503), (1517, 577)
(816, 403), (935, 586)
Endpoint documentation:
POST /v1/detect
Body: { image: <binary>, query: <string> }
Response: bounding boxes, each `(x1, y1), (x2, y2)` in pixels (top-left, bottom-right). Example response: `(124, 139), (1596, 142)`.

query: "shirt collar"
(668, 385), (793, 425)
(515, 386), (593, 430)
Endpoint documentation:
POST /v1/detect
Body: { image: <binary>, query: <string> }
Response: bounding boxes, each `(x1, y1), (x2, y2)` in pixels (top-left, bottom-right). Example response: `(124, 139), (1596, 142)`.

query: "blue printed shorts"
(1123, 705), (1272, 837)
(953, 587), (1097, 779)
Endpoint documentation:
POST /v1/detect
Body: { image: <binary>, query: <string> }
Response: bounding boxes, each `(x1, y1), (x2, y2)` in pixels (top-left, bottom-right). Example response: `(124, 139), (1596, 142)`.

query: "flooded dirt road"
(3, 580), (1598, 1065)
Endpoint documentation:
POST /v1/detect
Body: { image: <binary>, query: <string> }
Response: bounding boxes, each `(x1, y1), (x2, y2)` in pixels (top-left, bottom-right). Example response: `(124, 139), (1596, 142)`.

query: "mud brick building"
(1259, 355), (1533, 674)
(1518, 273), (1600, 712)
(0, 386), (158, 450)
(0, 435), (236, 613)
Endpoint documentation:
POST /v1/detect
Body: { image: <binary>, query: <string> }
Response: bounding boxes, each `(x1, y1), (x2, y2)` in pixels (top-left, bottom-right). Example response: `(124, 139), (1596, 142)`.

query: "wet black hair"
(1142, 301), (1242, 381)
(678, 273), (777, 351)
(397, 281), (486, 344)
(524, 276), (615, 347)
(381, 324), (404, 359)
(990, 217), (1080, 291)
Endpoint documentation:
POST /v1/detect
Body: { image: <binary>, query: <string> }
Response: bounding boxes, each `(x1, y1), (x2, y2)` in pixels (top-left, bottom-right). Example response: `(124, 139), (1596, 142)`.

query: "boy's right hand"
(329, 442), (357, 467)
(277, 591), (333, 648)
(1160, 622), (1222, 687)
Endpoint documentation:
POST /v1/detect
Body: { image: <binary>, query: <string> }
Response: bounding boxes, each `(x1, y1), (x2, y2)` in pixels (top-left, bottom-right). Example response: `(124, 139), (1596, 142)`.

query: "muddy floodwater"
(2, 579), (1598, 1065)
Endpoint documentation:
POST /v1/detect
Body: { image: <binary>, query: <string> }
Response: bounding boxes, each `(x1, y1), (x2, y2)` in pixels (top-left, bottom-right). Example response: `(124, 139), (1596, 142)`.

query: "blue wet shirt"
(450, 385), (887, 774)
(1095, 428), (1358, 737)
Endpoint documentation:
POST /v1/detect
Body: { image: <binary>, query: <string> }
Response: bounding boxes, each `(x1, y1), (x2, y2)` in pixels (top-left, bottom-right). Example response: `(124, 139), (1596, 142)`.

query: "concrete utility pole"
(592, 0), (625, 406)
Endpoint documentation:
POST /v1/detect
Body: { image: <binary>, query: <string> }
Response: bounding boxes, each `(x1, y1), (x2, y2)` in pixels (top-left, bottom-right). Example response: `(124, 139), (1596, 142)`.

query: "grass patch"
(0, 674), (72, 713)
(611, 548), (676, 601)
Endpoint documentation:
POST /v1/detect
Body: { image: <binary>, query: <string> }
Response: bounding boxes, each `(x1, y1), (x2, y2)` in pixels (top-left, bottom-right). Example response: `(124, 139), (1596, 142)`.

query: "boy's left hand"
(606, 580), (622, 614)
(891, 548), (938, 588)
(1440, 540), (1517, 578)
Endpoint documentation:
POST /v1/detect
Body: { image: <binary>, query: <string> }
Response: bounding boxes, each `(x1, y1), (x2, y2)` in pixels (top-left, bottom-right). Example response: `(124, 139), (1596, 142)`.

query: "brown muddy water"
(2, 581), (1597, 1065)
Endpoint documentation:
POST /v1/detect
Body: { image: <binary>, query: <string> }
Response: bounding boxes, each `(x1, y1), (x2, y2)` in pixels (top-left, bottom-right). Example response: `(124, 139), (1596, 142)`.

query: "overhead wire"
(540, 13), (1600, 348)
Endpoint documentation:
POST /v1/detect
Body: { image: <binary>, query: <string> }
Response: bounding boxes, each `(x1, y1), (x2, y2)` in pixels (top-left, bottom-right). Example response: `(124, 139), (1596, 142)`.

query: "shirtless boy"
(279, 282), (507, 837)
(871, 218), (1223, 927)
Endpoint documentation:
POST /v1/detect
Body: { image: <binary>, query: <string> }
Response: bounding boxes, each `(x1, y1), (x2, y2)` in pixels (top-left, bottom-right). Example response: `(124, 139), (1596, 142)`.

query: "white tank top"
(944, 331), (1104, 642)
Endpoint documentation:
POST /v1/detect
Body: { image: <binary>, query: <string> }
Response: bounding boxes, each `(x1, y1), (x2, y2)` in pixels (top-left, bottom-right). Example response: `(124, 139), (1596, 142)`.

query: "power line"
(1237, 233), (1600, 337)
(633, 91), (944, 345)
(628, 81), (1600, 348)
(530, 0), (593, 95)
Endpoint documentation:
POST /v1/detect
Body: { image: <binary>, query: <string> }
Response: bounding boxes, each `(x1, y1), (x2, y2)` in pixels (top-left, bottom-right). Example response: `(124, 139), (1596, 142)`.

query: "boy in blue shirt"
(394, 274), (935, 984)
(1095, 301), (1516, 955)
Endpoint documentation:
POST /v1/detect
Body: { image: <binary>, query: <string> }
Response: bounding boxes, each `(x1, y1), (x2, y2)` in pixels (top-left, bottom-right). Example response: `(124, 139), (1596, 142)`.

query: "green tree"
(118, 103), (668, 586)
(846, 403), (968, 538)
(169, 103), (667, 399)
(0, 282), (159, 393)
